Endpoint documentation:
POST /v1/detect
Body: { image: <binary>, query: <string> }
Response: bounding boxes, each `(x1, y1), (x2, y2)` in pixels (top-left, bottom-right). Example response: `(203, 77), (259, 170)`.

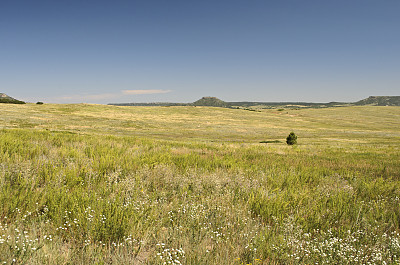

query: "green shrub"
(36, 102), (44, 105)
(286, 132), (297, 145)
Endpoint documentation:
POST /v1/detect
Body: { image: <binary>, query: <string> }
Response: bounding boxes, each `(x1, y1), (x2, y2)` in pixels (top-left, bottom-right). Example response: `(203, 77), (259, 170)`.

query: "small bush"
(36, 102), (44, 105)
(286, 132), (297, 145)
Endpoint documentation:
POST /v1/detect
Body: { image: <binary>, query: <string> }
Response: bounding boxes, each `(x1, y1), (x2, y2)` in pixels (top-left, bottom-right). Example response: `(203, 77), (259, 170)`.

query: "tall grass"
(0, 104), (399, 264)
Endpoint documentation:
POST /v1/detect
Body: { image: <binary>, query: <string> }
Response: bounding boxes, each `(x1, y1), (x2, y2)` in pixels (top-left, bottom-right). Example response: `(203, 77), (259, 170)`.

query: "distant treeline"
(109, 96), (400, 108)
(110, 101), (350, 109)
(111, 102), (188, 107)
(227, 101), (350, 108)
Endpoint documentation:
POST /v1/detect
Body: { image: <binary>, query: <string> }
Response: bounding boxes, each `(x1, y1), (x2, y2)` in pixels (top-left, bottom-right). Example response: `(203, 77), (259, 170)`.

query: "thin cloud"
(122, 89), (172, 95)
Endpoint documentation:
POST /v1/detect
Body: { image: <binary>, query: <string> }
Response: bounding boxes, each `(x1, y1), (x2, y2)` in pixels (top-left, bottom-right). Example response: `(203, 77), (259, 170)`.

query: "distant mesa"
(354, 96), (400, 106)
(193, 97), (230, 107)
(0, 93), (25, 104)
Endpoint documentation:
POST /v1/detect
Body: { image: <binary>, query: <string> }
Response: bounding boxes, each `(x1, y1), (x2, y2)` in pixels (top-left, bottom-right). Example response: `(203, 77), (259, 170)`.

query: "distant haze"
(1, 0), (399, 104)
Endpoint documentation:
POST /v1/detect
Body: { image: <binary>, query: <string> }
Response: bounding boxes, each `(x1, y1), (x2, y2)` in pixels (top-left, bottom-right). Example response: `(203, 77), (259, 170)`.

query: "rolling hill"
(354, 96), (400, 106)
(0, 93), (25, 104)
(192, 96), (231, 107)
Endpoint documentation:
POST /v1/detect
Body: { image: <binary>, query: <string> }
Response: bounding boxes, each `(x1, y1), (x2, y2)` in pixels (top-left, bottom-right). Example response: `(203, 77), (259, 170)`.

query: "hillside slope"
(0, 93), (25, 104)
(355, 96), (400, 106)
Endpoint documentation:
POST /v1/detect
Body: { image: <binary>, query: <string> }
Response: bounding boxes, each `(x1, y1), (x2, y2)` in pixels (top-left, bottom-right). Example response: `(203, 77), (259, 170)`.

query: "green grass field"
(1, 103), (400, 264)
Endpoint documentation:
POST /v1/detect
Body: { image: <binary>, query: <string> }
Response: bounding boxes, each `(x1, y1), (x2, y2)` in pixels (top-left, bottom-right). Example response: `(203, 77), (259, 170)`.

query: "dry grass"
(0, 103), (399, 264)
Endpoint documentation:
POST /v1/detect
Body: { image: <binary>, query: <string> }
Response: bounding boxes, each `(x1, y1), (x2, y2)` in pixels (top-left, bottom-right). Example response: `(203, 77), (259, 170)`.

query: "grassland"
(0, 103), (400, 264)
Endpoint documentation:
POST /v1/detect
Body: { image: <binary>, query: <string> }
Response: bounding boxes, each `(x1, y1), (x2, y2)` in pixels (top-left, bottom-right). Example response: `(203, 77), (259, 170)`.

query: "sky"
(1, 0), (399, 104)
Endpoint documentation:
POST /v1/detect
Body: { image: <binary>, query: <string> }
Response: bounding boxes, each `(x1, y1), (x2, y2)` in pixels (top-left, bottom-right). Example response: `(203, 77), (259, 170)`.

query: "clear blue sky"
(1, 0), (399, 104)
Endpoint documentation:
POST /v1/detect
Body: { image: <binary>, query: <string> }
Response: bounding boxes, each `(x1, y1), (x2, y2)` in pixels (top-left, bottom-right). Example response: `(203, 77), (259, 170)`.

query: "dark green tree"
(286, 132), (297, 145)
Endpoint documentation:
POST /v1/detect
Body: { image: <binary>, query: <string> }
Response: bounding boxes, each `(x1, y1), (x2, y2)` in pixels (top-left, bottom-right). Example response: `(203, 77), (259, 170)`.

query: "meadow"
(0, 103), (399, 264)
